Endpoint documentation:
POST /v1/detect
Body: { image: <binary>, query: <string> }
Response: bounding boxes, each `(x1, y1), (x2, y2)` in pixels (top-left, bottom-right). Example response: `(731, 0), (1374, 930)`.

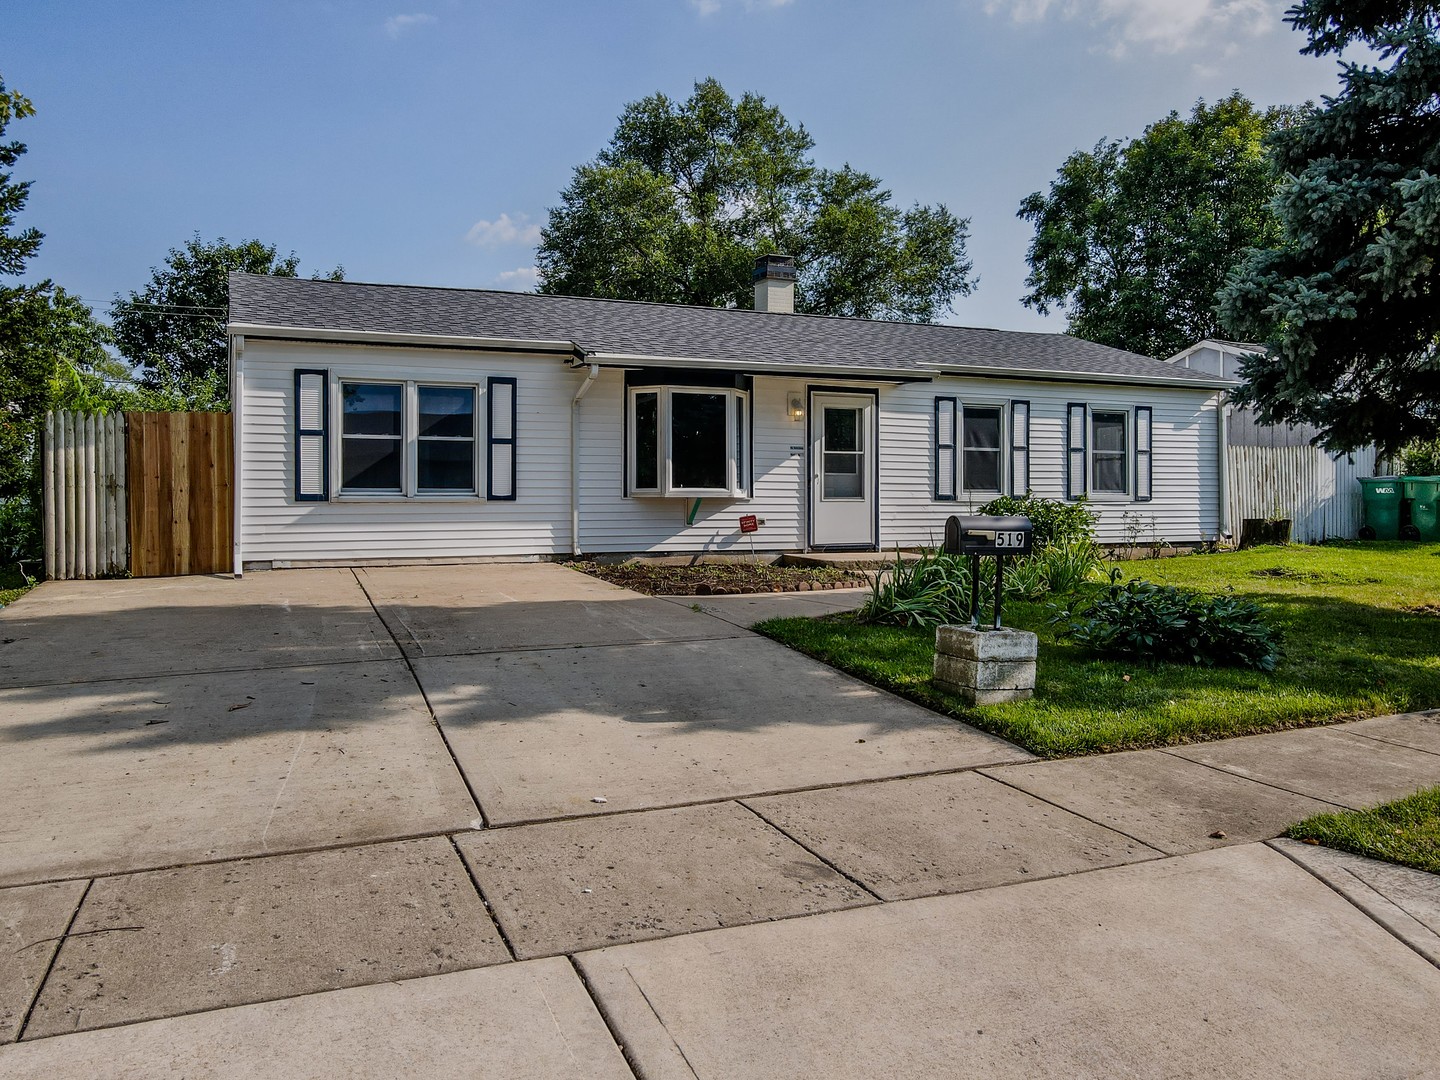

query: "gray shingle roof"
(227, 273), (1228, 388)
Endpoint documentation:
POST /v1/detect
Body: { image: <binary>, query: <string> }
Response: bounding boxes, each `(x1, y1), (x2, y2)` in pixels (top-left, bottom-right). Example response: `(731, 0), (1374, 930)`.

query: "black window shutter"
(1010, 400), (1030, 496)
(295, 369), (329, 501)
(934, 397), (957, 501)
(1066, 403), (1088, 501)
(1135, 406), (1153, 502)
(487, 377), (517, 500)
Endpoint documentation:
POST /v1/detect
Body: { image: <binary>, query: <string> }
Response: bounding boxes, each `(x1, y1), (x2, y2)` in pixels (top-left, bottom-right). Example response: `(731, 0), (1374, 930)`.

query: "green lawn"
(0, 564), (36, 608)
(757, 542), (1440, 758)
(1287, 786), (1440, 874)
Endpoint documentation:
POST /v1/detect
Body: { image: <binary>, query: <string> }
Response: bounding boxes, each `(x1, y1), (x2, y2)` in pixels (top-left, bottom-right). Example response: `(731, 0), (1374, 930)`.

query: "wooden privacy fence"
(1228, 444), (1377, 544)
(43, 410), (234, 579)
(43, 411), (128, 579)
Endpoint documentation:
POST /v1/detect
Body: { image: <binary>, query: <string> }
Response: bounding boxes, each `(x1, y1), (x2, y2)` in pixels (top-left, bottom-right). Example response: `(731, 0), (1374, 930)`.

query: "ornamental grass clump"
(861, 540), (1105, 628)
(1050, 570), (1280, 671)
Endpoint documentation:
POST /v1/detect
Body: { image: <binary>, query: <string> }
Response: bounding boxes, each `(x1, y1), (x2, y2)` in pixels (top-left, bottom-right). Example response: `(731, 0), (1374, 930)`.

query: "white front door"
(810, 392), (877, 548)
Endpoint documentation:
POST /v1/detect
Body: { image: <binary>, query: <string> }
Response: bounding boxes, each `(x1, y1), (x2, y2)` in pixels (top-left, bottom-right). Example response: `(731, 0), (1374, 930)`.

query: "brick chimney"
(752, 254), (796, 314)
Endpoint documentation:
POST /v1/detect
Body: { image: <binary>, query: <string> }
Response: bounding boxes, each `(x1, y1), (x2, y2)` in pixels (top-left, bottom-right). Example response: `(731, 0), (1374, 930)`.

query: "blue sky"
(8, 0), (1352, 333)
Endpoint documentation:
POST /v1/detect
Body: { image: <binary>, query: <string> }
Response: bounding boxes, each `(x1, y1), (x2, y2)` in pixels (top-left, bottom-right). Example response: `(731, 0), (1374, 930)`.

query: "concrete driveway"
(3, 562), (1439, 1076)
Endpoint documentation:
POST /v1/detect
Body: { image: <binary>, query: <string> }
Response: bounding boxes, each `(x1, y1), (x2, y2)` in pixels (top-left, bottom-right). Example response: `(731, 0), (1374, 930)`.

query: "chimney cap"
(753, 253), (796, 282)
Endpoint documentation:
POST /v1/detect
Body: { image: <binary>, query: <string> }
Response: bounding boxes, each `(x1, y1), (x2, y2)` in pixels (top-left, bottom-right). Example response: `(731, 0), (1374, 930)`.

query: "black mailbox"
(943, 515), (1034, 557)
(941, 514), (1034, 629)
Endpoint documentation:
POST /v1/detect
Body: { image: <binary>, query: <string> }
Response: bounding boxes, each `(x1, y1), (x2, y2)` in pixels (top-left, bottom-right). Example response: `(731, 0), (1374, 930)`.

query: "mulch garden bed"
(568, 560), (867, 596)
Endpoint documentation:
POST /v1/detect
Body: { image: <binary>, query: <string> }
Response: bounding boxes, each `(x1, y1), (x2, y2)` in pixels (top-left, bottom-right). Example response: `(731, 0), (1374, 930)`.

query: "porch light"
(788, 392), (805, 421)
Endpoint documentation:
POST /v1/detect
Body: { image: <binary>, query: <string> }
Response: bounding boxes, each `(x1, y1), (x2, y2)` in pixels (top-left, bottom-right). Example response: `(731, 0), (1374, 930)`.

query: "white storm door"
(810, 392), (876, 548)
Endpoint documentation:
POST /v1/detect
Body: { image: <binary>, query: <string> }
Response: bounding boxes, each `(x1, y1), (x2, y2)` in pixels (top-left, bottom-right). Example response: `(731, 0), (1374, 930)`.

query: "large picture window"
(629, 386), (749, 497)
(338, 379), (478, 497)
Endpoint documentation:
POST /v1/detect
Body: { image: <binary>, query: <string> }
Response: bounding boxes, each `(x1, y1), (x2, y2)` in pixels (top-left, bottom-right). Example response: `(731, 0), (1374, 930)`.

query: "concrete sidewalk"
(3, 565), (1439, 1076)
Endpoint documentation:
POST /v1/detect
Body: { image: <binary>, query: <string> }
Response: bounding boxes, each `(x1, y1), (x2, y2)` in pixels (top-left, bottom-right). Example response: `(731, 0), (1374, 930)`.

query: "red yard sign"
(739, 514), (759, 534)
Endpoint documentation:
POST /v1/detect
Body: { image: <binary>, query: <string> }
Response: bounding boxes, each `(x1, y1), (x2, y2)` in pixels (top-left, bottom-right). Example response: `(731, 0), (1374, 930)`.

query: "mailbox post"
(934, 514), (1038, 705)
(941, 515), (1034, 629)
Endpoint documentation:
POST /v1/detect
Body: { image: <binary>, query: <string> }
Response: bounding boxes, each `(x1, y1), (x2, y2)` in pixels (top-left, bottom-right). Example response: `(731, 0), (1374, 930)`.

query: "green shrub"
(1050, 570), (1280, 670)
(1398, 439), (1440, 476)
(977, 494), (1095, 548)
(0, 493), (42, 565)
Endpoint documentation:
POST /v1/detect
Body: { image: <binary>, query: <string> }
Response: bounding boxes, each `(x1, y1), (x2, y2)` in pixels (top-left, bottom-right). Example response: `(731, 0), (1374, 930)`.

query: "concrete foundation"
(933, 625), (1038, 705)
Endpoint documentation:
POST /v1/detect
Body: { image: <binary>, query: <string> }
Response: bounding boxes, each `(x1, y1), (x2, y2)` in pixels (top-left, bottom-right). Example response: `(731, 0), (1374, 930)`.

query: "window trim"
(626, 385), (750, 499)
(333, 376), (483, 500)
(960, 402), (1005, 496)
(1088, 406), (1133, 501)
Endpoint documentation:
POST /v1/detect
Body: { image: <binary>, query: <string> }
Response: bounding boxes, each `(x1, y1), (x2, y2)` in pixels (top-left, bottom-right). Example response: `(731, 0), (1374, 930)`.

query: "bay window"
(629, 386), (749, 498)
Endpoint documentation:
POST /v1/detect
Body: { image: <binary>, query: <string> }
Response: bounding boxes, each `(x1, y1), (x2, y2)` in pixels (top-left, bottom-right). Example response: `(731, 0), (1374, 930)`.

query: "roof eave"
(226, 322), (585, 357)
(934, 363), (1235, 390)
(577, 350), (937, 380)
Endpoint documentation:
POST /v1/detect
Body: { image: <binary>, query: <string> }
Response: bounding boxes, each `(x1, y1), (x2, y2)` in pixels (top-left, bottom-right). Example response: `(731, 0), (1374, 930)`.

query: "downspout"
(1217, 392), (1231, 540)
(571, 361), (600, 556)
(231, 335), (245, 576)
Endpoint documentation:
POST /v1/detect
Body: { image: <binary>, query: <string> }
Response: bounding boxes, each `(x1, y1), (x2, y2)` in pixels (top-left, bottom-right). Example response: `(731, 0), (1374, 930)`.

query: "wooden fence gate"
(126, 411), (234, 577)
(44, 410), (234, 579)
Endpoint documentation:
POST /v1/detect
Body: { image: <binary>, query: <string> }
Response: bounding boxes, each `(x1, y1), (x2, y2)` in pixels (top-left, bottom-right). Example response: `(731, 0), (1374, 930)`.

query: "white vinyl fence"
(1227, 444), (1378, 544)
(43, 411), (128, 579)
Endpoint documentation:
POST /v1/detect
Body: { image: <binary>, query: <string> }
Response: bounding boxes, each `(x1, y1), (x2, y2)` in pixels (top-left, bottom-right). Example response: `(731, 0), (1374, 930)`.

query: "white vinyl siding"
(878, 377), (1220, 548)
(240, 340), (1223, 562)
(240, 340), (572, 563)
(578, 372), (804, 553)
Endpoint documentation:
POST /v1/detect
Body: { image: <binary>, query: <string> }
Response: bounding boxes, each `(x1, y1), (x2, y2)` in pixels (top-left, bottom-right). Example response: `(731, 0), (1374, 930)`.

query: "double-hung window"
(1064, 404), (1152, 502)
(628, 386), (749, 498)
(961, 406), (1003, 494)
(934, 399), (1005, 499)
(338, 380), (477, 497)
(1090, 410), (1129, 496)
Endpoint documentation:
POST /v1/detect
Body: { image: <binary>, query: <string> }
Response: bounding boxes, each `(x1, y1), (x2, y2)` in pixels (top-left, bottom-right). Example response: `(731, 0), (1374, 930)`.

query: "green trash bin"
(1399, 475), (1440, 541)
(1358, 476), (1402, 540)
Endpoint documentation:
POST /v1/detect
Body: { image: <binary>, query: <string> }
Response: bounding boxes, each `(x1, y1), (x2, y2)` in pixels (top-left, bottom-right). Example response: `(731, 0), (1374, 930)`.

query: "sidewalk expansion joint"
(447, 835), (518, 963)
(1153, 748), (1354, 810)
(351, 568), (490, 827)
(975, 767), (1169, 855)
(1265, 839), (1440, 973)
(15, 877), (92, 1043)
(735, 800), (885, 902)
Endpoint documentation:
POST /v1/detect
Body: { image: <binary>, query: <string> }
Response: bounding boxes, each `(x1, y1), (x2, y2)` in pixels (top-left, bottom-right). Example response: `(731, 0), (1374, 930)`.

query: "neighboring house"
(1167, 339), (1378, 542)
(224, 259), (1232, 571)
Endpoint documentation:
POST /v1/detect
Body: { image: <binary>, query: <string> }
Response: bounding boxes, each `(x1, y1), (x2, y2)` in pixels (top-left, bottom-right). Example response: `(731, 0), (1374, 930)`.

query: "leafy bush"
(977, 494), (1095, 548)
(1398, 439), (1440, 476)
(0, 492), (42, 565)
(1050, 571), (1280, 670)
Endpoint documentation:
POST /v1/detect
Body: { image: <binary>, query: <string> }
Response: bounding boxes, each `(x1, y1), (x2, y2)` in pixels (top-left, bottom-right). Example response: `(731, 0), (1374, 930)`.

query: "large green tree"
(0, 78), (112, 501)
(1019, 93), (1293, 359)
(110, 236), (342, 408)
(1218, 1), (1440, 454)
(537, 78), (975, 321)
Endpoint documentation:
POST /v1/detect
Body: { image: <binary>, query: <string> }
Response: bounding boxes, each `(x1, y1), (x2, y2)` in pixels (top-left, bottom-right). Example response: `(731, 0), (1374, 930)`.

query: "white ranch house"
(225, 259), (1232, 571)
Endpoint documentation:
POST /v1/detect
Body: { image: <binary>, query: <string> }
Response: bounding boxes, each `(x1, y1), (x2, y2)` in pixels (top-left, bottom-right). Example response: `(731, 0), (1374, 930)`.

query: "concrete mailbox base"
(933, 625), (1038, 705)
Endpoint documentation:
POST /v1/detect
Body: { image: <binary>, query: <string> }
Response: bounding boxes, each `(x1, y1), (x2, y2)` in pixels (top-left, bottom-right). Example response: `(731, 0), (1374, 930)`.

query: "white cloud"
(983, 0), (1277, 56)
(689, 0), (794, 16)
(465, 213), (543, 248)
(384, 12), (436, 38)
(495, 266), (539, 290)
